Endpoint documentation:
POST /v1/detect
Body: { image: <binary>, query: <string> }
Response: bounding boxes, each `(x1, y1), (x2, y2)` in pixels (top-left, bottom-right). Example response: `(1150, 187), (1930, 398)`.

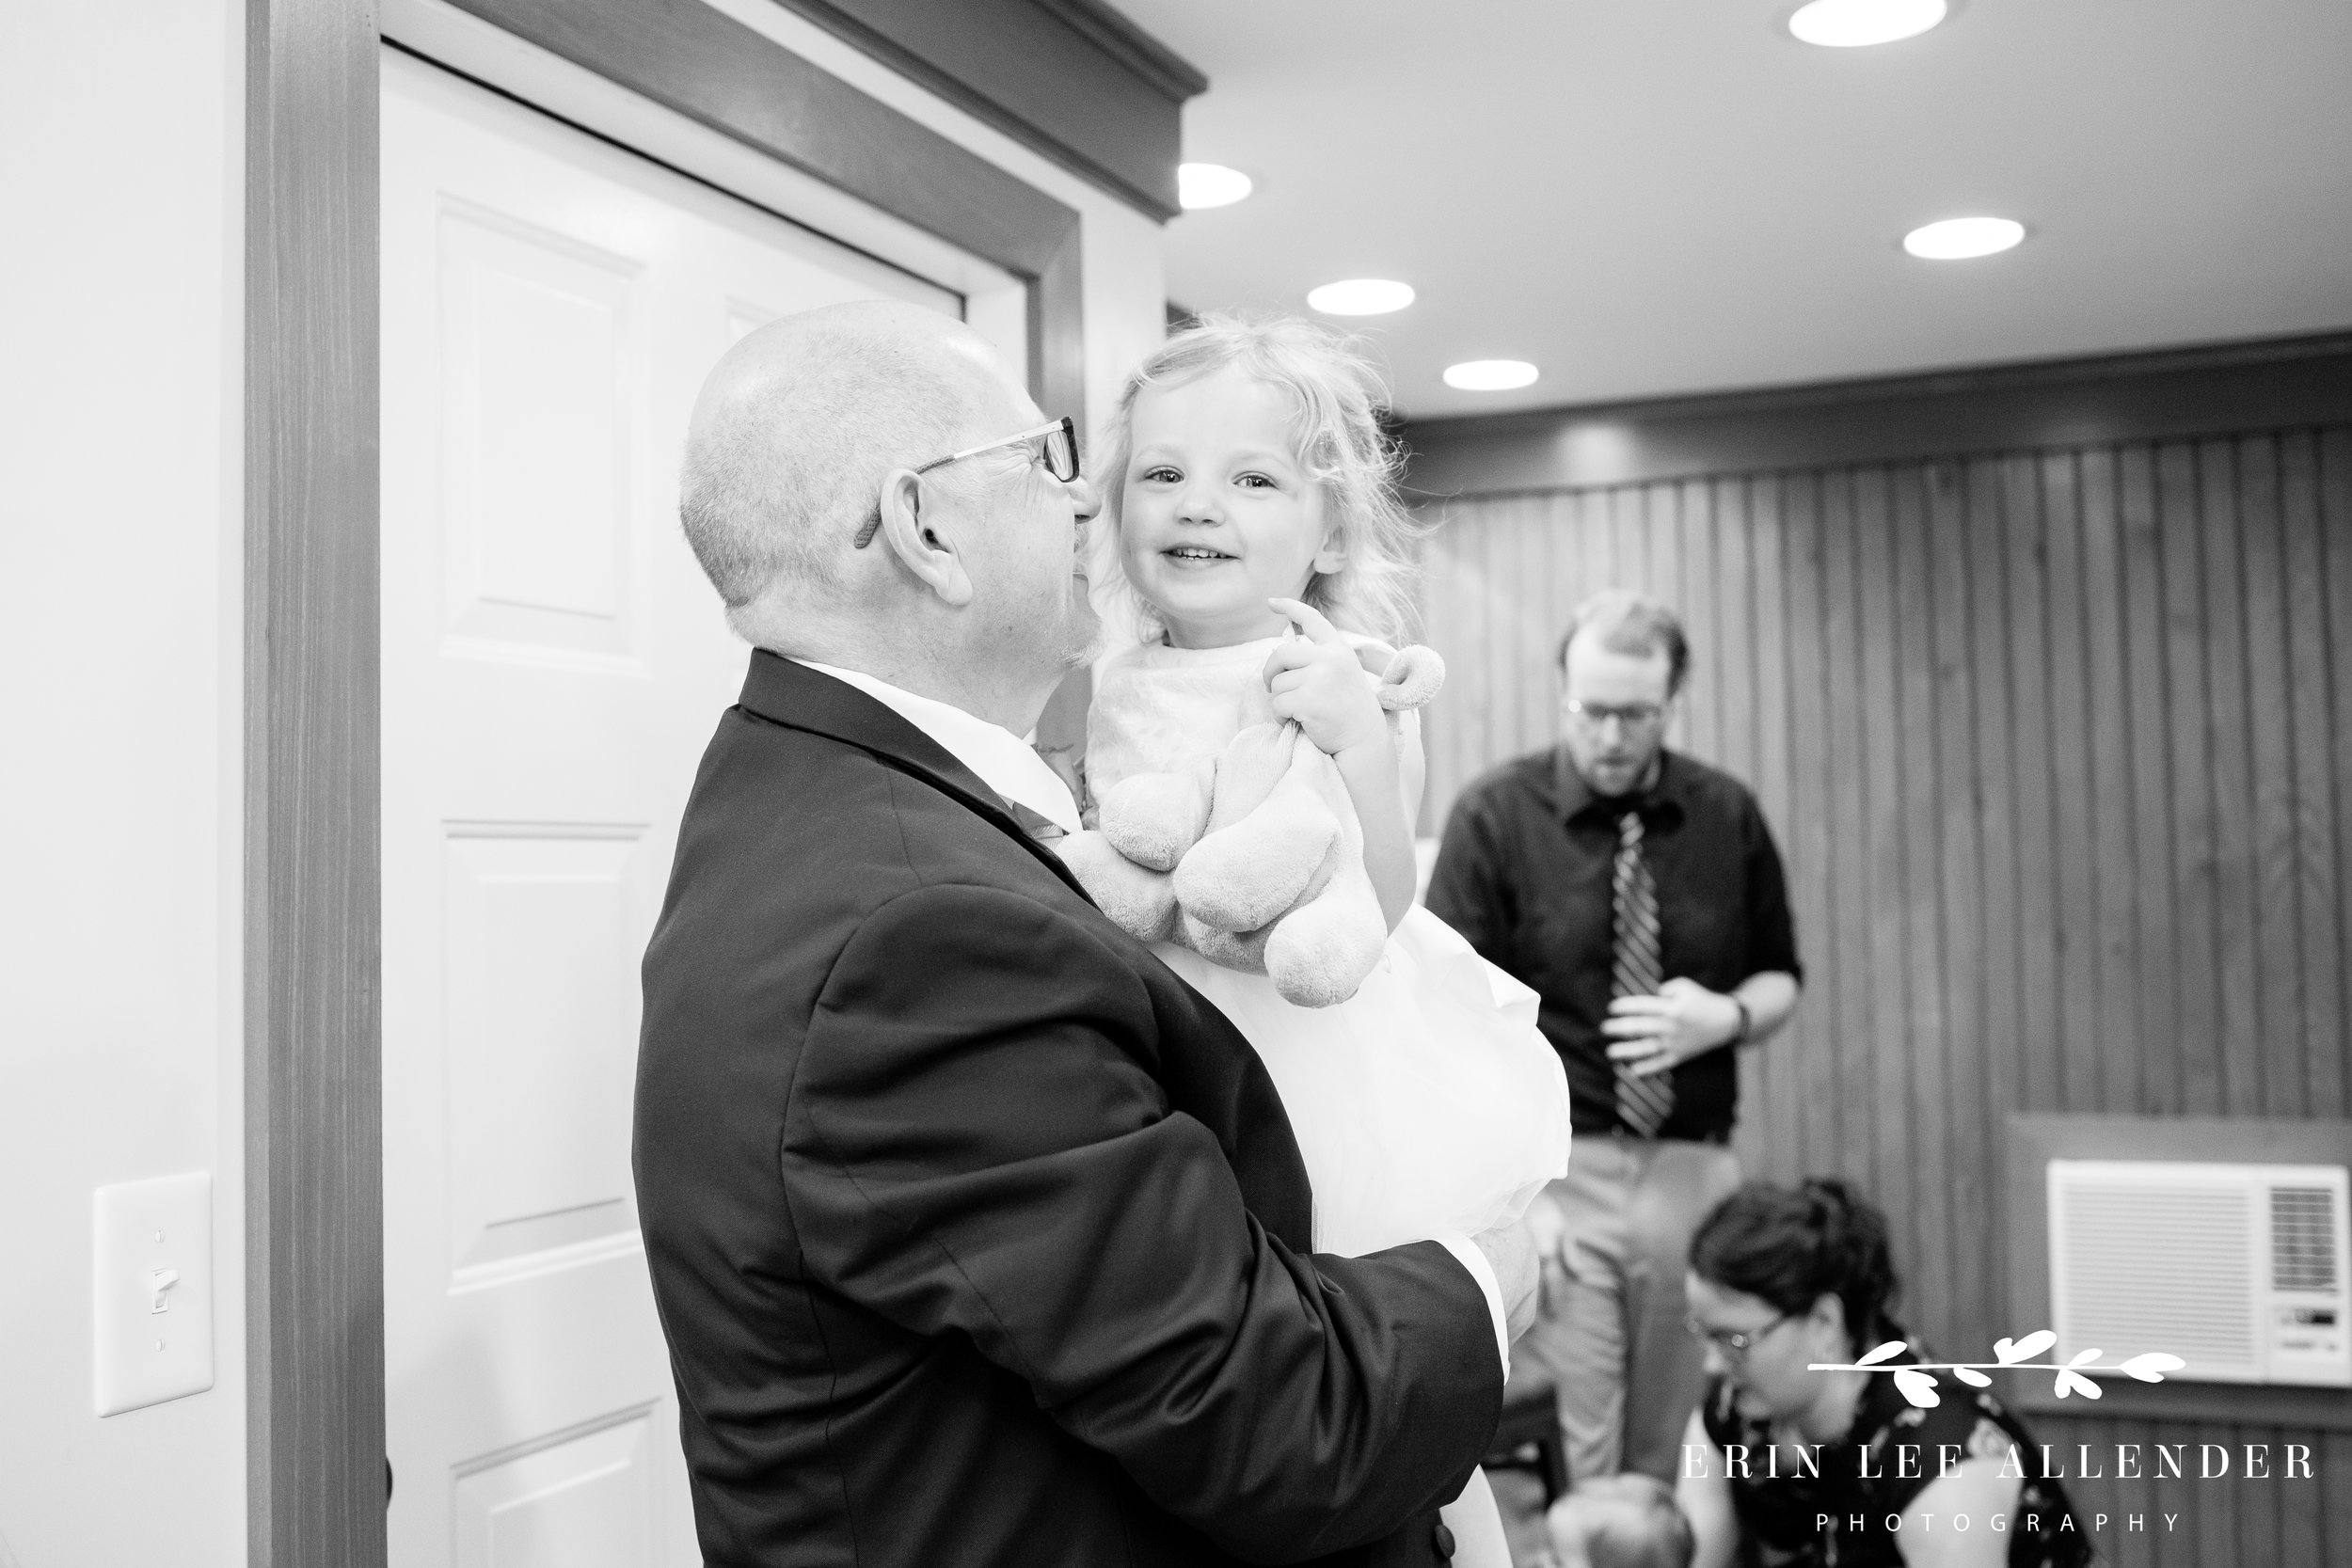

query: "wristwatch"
(1730, 993), (1753, 1045)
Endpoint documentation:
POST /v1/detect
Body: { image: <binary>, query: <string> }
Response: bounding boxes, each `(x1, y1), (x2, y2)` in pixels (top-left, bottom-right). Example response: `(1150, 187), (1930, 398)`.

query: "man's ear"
(875, 468), (973, 608)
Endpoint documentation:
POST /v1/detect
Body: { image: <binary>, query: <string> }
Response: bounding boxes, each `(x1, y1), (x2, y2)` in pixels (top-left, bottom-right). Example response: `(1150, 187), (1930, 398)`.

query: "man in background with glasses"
(1427, 589), (1802, 1497)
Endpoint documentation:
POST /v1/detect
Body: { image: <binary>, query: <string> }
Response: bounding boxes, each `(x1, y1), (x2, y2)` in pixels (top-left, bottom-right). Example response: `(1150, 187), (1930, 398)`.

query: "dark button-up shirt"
(1425, 748), (1801, 1141)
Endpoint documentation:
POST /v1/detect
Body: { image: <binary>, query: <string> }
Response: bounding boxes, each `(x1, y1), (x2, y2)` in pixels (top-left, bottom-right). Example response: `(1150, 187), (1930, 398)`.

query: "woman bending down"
(1677, 1180), (2091, 1568)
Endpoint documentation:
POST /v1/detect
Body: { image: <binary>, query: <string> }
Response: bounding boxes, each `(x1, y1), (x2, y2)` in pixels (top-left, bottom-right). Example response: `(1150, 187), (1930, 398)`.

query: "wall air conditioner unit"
(2046, 1159), (2349, 1387)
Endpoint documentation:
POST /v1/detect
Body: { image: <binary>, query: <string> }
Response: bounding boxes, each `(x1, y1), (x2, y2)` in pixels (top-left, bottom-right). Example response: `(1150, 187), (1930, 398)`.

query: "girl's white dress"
(1085, 636), (1574, 1259)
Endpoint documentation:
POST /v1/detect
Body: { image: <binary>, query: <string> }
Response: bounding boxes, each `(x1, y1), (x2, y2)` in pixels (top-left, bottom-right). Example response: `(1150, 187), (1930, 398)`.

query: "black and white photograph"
(3, 2), (2349, 1565)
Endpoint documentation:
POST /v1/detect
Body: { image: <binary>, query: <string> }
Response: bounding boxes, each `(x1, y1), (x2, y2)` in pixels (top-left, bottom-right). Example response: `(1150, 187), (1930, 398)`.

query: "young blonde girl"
(1077, 315), (1574, 1565)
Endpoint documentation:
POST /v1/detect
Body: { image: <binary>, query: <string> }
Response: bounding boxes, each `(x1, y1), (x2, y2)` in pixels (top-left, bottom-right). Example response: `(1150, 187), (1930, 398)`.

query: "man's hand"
(1262, 598), (1389, 758)
(1471, 1220), (1540, 1343)
(1602, 975), (1741, 1077)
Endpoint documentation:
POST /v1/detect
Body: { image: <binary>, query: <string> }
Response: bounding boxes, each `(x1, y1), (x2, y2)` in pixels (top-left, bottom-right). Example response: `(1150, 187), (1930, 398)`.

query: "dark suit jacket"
(636, 652), (1502, 1567)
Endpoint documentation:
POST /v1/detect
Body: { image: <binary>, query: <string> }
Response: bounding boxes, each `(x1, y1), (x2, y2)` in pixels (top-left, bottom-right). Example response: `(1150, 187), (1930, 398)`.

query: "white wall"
(0, 4), (246, 1567)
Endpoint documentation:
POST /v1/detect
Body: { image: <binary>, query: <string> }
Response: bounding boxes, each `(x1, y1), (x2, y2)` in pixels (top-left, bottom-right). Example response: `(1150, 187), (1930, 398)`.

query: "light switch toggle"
(148, 1268), (181, 1314)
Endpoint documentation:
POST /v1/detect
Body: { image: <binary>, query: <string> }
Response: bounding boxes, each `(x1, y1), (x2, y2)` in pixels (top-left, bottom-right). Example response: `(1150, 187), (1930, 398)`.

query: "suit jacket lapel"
(734, 650), (1096, 905)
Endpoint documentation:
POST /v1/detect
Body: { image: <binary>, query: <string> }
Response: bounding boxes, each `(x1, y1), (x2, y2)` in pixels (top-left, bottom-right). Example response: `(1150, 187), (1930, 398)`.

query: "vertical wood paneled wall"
(1418, 428), (2352, 1567)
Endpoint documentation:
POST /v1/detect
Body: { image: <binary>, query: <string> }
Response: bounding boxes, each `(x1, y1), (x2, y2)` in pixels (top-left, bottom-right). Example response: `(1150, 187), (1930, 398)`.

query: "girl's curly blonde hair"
(1088, 312), (1429, 646)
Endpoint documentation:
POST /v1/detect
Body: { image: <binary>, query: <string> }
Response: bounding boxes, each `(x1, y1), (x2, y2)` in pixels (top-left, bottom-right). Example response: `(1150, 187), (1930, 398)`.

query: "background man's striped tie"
(1613, 808), (1675, 1136)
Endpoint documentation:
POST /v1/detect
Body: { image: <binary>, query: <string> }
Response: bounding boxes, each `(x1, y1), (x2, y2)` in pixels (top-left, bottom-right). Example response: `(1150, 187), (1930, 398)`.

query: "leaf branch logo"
(1808, 1330), (2186, 1409)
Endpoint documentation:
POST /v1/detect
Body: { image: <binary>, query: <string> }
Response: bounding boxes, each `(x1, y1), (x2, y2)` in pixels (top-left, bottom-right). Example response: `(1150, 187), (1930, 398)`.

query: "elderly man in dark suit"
(635, 301), (1534, 1568)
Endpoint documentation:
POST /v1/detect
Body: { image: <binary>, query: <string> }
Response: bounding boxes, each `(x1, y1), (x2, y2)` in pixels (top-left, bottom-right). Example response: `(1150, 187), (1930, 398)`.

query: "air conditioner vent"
(2055, 1182), (2255, 1368)
(2046, 1160), (2350, 1388)
(2272, 1187), (2338, 1292)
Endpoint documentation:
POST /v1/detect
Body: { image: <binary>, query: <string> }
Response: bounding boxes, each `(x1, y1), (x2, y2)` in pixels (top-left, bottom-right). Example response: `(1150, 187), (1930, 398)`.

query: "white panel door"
(380, 49), (966, 1567)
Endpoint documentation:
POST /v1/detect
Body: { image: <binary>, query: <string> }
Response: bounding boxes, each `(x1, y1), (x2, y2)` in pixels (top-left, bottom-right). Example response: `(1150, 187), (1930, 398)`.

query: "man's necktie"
(1612, 807), (1675, 1137)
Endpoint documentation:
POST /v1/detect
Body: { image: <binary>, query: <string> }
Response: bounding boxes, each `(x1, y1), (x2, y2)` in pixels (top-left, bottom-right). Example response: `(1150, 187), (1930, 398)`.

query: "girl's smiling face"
(1117, 364), (1344, 648)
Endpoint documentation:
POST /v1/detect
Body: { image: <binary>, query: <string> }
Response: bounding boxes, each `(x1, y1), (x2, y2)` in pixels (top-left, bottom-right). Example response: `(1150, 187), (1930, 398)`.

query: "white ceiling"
(1115, 0), (2352, 418)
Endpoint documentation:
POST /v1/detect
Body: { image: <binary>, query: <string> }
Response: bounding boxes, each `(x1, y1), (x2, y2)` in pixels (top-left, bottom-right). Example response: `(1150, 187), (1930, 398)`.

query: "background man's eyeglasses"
(1564, 698), (1666, 729)
(1685, 1311), (1792, 1358)
(854, 417), (1080, 548)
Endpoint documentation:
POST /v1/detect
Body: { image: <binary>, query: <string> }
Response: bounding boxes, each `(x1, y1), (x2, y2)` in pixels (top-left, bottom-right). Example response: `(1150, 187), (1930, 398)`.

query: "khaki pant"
(1512, 1134), (1741, 1485)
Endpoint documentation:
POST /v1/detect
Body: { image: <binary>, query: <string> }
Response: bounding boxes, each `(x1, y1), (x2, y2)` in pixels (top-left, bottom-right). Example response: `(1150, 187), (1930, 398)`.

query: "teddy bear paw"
(1057, 830), (1179, 942)
(1263, 894), (1390, 1007)
(1173, 785), (1341, 934)
(1180, 913), (1270, 975)
(1099, 769), (1213, 871)
(1375, 645), (1446, 711)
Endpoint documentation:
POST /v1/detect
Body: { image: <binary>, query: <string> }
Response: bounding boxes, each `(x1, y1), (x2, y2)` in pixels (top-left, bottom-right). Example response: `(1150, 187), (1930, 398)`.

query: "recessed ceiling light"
(1902, 215), (2026, 259)
(1788, 0), (1947, 47)
(1178, 163), (1253, 210)
(1443, 360), (1539, 391)
(1306, 278), (1415, 316)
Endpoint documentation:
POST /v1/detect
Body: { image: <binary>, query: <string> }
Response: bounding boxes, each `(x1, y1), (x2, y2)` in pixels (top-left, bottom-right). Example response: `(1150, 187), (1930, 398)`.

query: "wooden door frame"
(245, 2), (1090, 1560)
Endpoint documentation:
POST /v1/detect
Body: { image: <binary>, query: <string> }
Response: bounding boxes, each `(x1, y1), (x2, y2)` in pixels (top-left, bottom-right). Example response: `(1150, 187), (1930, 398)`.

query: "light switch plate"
(93, 1171), (214, 1417)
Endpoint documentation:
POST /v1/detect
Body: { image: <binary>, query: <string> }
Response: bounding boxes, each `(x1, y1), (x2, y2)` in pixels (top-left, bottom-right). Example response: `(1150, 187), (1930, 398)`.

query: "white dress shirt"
(795, 659), (1083, 833)
(791, 658), (1510, 1372)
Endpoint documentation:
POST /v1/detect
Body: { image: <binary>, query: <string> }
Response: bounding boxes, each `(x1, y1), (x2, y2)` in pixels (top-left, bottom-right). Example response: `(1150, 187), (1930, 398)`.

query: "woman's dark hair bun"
(1691, 1177), (1899, 1352)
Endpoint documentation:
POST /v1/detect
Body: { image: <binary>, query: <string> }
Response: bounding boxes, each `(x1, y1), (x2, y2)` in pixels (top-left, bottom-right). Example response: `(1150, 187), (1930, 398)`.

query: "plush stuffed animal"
(1058, 641), (1444, 1007)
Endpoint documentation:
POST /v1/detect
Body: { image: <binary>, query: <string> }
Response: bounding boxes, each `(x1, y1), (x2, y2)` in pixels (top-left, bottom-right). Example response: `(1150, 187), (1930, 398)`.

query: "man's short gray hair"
(1554, 589), (1691, 695)
(677, 325), (976, 610)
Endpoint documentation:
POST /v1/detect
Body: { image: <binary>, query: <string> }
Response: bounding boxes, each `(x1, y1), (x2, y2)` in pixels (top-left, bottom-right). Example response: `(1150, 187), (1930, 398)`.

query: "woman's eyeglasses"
(1685, 1310), (1793, 1359)
(853, 416), (1080, 548)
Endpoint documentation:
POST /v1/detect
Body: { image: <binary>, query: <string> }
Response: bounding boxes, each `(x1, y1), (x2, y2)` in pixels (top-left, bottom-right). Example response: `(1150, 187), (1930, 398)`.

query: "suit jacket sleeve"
(781, 879), (1501, 1563)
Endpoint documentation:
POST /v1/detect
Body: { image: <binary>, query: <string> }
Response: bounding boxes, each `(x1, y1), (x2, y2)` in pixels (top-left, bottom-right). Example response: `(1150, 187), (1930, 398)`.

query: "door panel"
(381, 47), (967, 1565)
(438, 203), (640, 660)
(451, 1410), (661, 1568)
(442, 829), (642, 1283)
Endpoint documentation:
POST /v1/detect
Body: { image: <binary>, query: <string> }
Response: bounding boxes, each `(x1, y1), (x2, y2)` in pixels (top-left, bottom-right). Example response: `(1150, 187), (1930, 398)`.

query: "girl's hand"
(1262, 597), (1388, 756)
(1266, 596), (1417, 929)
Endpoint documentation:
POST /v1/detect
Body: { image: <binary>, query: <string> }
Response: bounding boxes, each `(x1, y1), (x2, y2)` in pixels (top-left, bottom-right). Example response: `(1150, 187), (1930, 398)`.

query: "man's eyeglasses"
(918, 415), (1079, 483)
(1565, 698), (1667, 730)
(1685, 1311), (1793, 1359)
(853, 416), (1079, 548)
